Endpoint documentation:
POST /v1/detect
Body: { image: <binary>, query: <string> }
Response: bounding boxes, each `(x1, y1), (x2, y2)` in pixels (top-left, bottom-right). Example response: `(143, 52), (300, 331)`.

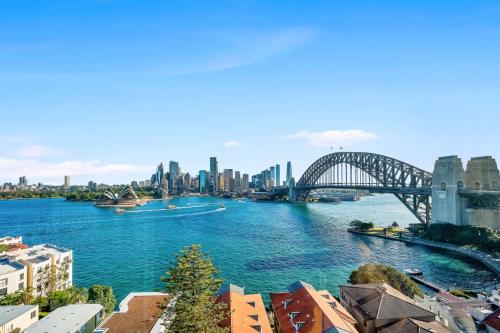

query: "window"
(440, 182), (446, 191)
(250, 324), (261, 332)
(289, 311), (300, 320)
(474, 181), (481, 190)
(295, 322), (305, 329)
(31, 310), (37, 319)
(249, 314), (259, 321)
(0, 278), (7, 287)
(0, 287), (7, 296)
(329, 301), (337, 309)
(247, 301), (256, 308)
(282, 299), (293, 308)
(19, 282), (24, 289)
(321, 294), (330, 299)
(20, 273), (24, 280)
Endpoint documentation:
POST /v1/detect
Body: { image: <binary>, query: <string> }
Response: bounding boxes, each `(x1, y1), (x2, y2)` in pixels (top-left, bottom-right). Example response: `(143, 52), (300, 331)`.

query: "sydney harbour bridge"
(270, 152), (500, 226)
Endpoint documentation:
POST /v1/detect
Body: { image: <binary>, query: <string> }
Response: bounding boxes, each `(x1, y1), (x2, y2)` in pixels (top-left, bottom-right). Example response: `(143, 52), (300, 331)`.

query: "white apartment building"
(0, 258), (26, 297)
(1, 243), (72, 297)
(0, 305), (39, 333)
(0, 236), (22, 246)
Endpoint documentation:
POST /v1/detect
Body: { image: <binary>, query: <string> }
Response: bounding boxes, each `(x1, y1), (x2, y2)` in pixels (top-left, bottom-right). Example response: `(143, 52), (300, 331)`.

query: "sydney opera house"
(95, 185), (143, 207)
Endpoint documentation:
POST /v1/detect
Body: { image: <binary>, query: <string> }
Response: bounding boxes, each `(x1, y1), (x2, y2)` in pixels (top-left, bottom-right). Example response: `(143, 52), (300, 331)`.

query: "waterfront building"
(0, 305), (39, 332)
(210, 157), (219, 192)
(63, 175), (70, 189)
(87, 181), (97, 192)
(270, 281), (358, 333)
(95, 185), (141, 207)
(18, 176), (28, 188)
(339, 283), (438, 333)
(199, 170), (208, 193)
(0, 236), (22, 246)
(276, 164), (281, 187)
(217, 284), (272, 333)
(2, 243), (72, 297)
(183, 172), (191, 191)
(98, 292), (168, 333)
(286, 161), (292, 186)
(270, 166), (275, 187)
(223, 169), (234, 192)
(242, 174), (249, 191)
(218, 173), (224, 191)
(0, 257), (27, 297)
(234, 171), (241, 192)
(131, 180), (138, 188)
(138, 180), (145, 188)
(25, 304), (104, 333)
(169, 161), (181, 194)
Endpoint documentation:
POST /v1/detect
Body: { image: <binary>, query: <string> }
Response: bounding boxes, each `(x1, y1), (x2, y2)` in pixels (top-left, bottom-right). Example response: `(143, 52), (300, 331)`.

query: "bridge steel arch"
(294, 152), (433, 224)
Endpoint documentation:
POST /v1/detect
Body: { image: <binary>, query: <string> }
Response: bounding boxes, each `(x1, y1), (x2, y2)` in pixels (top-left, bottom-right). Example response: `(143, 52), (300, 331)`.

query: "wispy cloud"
(16, 144), (65, 158)
(224, 140), (242, 148)
(176, 26), (317, 74)
(0, 158), (152, 181)
(283, 129), (378, 147)
(0, 26), (316, 81)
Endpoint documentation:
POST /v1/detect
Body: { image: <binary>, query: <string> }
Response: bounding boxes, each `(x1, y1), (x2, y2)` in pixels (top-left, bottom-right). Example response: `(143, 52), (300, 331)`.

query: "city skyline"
(1, 1), (500, 184)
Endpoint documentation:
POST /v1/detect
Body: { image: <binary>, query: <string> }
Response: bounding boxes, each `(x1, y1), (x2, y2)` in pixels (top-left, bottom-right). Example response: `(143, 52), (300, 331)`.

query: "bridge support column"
(431, 156), (465, 226)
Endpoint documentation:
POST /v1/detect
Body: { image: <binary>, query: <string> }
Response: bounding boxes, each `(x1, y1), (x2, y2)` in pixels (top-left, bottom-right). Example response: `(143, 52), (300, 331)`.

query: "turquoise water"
(0, 195), (496, 303)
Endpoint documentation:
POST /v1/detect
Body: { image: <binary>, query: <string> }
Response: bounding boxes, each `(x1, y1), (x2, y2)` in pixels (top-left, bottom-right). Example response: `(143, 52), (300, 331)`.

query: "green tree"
(349, 220), (374, 232)
(48, 287), (88, 311)
(349, 263), (424, 298)
(88, 285), (116, 315)
(162, 244), (228, 333)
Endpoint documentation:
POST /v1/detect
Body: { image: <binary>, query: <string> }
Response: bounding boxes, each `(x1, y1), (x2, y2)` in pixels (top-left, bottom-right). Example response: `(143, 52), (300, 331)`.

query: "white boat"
(114, 208), (126, 214)
(404, 268), (423, 276)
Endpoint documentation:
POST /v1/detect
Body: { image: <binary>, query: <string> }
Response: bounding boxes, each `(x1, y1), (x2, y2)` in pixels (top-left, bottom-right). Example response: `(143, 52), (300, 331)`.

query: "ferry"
(404, 268), (423, 276)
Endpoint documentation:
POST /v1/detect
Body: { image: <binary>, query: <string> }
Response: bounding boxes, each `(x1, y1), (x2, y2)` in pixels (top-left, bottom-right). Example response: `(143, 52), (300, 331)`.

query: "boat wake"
(125, 204), (213, 213)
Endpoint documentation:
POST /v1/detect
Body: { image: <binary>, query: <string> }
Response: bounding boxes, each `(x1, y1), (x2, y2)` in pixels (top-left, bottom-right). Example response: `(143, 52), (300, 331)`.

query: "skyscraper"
(199, 170), (207, 193)
(18, 176), (27, 188)
(234, 171), (241, 191)
(210, 157), (218, 192)
(64, 175), (70, 189)
(223, 169), (234, 192)
(275, 164), (281, 187)
(169, 161), (180, 194)
(269, 166), (276, 187)
(286, 161), (292, 186)
(242, 174), (249, 190)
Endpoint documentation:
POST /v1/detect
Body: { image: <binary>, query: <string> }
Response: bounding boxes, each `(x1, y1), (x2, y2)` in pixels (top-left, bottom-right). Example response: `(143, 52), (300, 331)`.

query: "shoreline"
(348, 229), (500, 278)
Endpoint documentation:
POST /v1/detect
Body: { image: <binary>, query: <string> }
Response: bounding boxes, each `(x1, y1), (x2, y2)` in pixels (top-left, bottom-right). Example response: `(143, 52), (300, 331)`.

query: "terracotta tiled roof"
(270, 281), (358, 333)
(217, 284), (272, 333)
(484, 308), (500, 331)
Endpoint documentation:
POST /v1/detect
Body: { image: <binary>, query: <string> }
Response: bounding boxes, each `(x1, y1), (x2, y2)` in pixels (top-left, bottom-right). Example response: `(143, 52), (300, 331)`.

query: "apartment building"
(25, 304), (104, 333)
(1, 242), (72, 297)
(0, 305), (38, 333)
(217, 284), (272, 333)
(270, 281), (358, 333)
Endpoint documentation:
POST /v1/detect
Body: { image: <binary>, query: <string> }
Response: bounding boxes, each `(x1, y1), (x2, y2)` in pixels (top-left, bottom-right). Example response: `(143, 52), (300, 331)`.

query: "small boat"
(114, 208), (126, 214)
(167, 204), (176, 209)
(404, 268), (423, 276)
(219, 203), (225, 209)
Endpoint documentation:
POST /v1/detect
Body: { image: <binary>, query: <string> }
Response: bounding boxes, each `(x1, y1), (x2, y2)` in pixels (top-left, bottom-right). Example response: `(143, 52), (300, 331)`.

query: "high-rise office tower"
(199, 170), (207, 193)
(275, 164), (280, 187)
(223, 169), (234, 192)
(169, 161), (180, 194)
(64, 175), (70, 189)
(234, 171), (241, 191)
(242, 174), (249, 190)
(210, 157), (218, 192)
(286, 161), (292, 186)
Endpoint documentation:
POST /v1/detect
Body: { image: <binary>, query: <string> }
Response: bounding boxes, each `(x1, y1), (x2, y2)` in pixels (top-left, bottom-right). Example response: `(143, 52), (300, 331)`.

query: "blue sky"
(1, 0), (499, 185)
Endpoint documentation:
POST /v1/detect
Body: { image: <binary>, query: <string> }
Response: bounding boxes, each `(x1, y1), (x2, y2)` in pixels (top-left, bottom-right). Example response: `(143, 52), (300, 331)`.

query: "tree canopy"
(162, 244), (228, 333)
(349, 263), (424, 298)
(88, 285), (116, 314)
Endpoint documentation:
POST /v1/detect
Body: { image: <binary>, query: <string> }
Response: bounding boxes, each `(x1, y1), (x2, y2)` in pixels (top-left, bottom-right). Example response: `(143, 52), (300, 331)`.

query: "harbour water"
(0, 195), (496, 302)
